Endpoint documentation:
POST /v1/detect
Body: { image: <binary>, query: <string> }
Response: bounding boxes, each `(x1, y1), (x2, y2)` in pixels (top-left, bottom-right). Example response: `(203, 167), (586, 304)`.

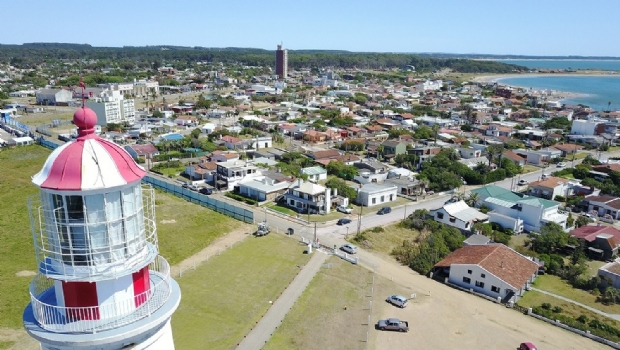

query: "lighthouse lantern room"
(23, 88), (181, 350)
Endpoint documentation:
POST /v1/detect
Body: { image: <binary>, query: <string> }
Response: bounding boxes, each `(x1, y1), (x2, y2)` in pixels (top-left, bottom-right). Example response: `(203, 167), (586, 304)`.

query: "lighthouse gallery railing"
(29, 255), (171, 333)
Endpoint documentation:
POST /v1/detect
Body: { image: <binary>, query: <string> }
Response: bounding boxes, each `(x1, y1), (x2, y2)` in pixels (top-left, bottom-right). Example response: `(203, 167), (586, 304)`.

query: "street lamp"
(346, 226), (349, 237)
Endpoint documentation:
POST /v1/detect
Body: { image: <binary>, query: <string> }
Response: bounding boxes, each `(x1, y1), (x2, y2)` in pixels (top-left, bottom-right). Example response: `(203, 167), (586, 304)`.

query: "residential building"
(123, 144), (159, 160)
(385, 177), (424, 196)
(133, 79), (159, 97)
(381, 140), (407, 157)
(458, 147), (482, 159)
(215, 160), (262, 191)
(238, 177), (291, 202)
(430, 200), (489, 232)
(301, 166), (328, 182)
(408, 146), (441, 170)
(585, 194), (620, 220)
(503, 150), (526, 166)
(570, 225), (620, 260)
(571, 119), (602, 135)
(283, 181), (328, 214)
(185, 161), (217, 182)
(527, 177), (571, 200)
(598, 260), (620, 288)
(553, 143), (585, 157)
(35, 88), (73, 105)
(433, 245), (539, 303)
(86, 89), (136, 125)
(356, 183), (397, 207)
(470, 185), (568, 233)
(275, 44), (288, 79)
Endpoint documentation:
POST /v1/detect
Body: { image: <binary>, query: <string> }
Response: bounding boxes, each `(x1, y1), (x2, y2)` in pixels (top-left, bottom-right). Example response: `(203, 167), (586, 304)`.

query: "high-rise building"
(275, 44), (288, 79)
(23, 102), (181, 349)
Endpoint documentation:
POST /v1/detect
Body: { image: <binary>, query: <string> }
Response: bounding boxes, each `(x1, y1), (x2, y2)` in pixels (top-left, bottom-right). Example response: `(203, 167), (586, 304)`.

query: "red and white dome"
(32, 107), (145, 191)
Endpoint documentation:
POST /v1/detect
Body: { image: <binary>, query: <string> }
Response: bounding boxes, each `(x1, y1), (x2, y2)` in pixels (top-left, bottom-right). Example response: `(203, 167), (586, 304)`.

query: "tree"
(466, 192), (481, 208)
(485, 144), (504, 167)
(532, 223), (571, 254)
(325, 178), (357, 201)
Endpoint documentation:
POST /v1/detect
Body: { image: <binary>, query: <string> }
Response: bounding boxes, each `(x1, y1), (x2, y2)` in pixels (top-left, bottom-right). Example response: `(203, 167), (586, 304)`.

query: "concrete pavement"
(236, 251), (329, 350)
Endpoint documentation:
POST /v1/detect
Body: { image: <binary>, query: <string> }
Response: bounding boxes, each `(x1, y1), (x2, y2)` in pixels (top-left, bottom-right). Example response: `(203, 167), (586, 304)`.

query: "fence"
(143, 176), (254, 224)
(37, 139), (254, 224)
(527, 311), (620, 349)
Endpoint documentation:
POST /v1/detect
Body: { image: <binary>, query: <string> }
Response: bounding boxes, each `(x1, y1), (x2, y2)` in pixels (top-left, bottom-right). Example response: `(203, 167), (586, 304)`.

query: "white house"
(471, 185), (568, 233)
(458, 147), (482, 159)
(283, 181), (329, 214)
(430, 200), (489, 232)
(356, 183), (397, 207)
(35, 89), (73, 105)
(571, 119), (602, 136)
(433, 244), (539, 303)
(214, 160), (262, 191)
(585, 195), (620, 220)
(301, 166), (328, 183)
(238, 177), (291, 202)
(598, 260), (620, 289)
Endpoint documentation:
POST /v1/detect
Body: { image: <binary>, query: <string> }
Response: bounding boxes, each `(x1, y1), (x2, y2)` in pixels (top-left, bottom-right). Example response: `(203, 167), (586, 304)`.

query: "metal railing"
(29, 255), (171, 333)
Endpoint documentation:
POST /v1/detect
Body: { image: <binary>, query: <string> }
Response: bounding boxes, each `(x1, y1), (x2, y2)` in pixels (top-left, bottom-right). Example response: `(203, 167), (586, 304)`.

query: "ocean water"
(497, 76), (620, 112)
(495, 59), (620, 71)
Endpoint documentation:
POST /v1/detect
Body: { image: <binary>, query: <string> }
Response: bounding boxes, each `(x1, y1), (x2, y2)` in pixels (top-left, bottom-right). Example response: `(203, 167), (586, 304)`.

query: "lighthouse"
(23, 98), (181, 349)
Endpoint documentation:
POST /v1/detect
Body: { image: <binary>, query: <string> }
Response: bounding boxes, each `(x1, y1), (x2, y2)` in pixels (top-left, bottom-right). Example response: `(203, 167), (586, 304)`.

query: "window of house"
(462, 277), (471, 284)
(475, 281), (484, 288)
(449, 217), (456, 223)
(437, 212), (444, 219)
(380, 195), (385, 202)
(481, 273), (485, 278)
(372, 198), (376, 204)
(491, 286), (500, 293)
(467, 269), (472, 274)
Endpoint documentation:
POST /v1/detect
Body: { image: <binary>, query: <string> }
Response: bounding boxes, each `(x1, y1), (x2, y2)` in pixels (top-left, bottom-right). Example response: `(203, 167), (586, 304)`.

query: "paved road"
(531, 287), (620, 321)
(236, 251), (329, 350)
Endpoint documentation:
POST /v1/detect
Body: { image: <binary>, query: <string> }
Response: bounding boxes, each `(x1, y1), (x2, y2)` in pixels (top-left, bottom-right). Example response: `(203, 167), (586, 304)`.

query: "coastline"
(471, 73), (620, 101)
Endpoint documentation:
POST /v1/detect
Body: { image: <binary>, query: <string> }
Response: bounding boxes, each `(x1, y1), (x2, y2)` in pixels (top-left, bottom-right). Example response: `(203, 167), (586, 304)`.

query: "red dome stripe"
(98, 139), (146, 182)
(40, 141), (85, 191)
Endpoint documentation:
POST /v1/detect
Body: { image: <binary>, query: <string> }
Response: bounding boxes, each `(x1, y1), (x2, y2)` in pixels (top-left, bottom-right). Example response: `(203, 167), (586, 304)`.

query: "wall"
(448, 264), (515, 301)
(430, 208), (470, 231)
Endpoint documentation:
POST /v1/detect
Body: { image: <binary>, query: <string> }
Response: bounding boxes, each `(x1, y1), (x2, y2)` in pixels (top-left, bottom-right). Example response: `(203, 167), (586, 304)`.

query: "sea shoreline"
(471, 73), (620, 102)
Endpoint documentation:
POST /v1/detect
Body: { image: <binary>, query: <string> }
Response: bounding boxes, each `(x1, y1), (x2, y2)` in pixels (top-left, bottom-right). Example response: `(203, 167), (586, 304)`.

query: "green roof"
(473, 185), (559, 209)
(301, 166), (327, 175)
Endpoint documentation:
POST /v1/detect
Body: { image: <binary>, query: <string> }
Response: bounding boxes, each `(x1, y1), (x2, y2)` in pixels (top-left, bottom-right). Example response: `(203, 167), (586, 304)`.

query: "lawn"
(522, 165), (540, 173)
(264, 256), (372, 350)
(349, 223), (420, 256)
(152, 165), (185, 177)
(18, 110), (74, 126)
(573, 152), (590, 160)
(269, 203), (297, 216)
(532, 274), (620, 314)
(155, 190), (246, 265)
(0, 145), (52, 329)
(517, 290), (620, 329)
(171, 234), (311, 350)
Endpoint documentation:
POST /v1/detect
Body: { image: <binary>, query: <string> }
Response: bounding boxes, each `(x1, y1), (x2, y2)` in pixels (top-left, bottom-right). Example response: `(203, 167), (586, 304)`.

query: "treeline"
(0, 44), (526, 73)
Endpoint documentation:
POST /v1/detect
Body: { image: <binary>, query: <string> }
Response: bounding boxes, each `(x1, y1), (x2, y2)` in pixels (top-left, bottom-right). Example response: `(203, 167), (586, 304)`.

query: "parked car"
(188, 185), (199, 191)
(182, 183), (189, 189)
(199, 187), (213, 195)
(376, 318), (409, 332)
(519, 342), (537, 350)
(337, 218), (352, 225)
(518, 179), (528, 186)
(583, 213), (597, 221)
(386, 295), (408, 308)
(377, 207), (391, 215)
(340, 244), (358, 254)
(337, 205), (353, 214)
(557, 162), (566, 168)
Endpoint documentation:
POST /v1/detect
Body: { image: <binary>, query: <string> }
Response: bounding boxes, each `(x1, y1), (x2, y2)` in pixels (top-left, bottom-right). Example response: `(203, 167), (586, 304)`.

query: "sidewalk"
(236, 251), (329, 350)
(531, 287), (620, 321)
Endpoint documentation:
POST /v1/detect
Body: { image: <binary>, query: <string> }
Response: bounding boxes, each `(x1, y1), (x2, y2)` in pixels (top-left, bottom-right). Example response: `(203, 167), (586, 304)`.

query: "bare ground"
(368, 254), (611, 350)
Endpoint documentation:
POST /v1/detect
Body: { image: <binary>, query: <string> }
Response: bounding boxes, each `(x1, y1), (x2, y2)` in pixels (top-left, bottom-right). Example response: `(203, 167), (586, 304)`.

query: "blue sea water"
(497, 75), (620, 112)
(495, 59), (620, 71)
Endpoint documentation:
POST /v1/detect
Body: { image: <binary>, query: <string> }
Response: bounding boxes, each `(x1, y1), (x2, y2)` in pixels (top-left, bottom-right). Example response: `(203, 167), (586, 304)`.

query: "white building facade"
(87, 90), (136, 125)
(356, 183), (397, 207)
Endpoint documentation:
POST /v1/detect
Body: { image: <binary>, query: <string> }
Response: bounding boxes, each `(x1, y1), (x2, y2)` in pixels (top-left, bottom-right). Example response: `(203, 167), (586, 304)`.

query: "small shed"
(9, 136), (34, 146)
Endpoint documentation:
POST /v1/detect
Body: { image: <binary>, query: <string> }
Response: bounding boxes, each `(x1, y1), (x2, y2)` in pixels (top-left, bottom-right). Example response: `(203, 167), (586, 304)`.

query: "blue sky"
(2, 0), (619, 56)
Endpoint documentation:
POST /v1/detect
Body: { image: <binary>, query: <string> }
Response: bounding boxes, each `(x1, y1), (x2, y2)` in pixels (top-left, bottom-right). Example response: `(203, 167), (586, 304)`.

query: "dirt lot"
(367, 254), (610, 350)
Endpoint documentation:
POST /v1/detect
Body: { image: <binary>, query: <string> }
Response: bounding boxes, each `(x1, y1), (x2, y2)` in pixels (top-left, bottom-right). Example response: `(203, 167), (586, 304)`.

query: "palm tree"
(608, 101), (612, 113)
(432, 124), (440, 144)
(466, 192), (481, 208)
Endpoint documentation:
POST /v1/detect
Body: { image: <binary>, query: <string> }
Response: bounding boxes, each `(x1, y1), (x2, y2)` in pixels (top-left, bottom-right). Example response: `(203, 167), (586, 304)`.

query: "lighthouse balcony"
(28, 255), (172, 334)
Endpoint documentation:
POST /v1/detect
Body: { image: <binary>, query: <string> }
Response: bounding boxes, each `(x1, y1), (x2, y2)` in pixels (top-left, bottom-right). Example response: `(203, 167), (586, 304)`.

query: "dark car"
(377, 207), (391, 215)
(337, 218), (352, 225)
(199, 188), (213, 195)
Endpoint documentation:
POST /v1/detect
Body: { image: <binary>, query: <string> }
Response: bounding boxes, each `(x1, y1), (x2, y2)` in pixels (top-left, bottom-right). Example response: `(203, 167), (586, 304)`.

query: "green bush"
(225, 192), (257, 206)
(372, 227), (384, 233)
(554, 195), (566, 202)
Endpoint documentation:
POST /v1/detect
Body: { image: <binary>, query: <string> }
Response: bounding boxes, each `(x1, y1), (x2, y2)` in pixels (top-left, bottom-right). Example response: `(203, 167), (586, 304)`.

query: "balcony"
(28, 255), (171, 334)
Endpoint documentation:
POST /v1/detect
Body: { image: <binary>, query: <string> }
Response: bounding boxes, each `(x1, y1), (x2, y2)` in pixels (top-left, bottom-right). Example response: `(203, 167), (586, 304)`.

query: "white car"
(340, 244), (358, 254)
(557, 162), (566, 168)
(518, 179), (528, 186)
(386, 295), (408, 308)
(583, 213), (598, 221)
(337, 205), (352, 214)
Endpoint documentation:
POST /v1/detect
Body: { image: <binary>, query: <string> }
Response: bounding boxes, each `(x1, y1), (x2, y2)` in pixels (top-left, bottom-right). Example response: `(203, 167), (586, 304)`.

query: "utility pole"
(357, 205), (363, 235)
(314, 222), (317, 244)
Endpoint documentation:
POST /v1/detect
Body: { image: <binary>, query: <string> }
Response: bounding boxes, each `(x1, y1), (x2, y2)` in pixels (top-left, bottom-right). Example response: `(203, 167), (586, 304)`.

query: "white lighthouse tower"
(23, 98), (181, 349)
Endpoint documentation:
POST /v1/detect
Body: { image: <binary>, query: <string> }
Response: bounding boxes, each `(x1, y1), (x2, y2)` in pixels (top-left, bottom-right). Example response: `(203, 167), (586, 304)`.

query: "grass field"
(0, 145), (52, 329)
(532, 274), (620, 314)
(154, 189), (244, 266)
(517, 290), (620, 329)
(349, 223), (420, 257)
(0, 341), (13, 350)
(264, 256), (372, 350)
(269, 203), (297, 216)
(171, 234), (311, 350)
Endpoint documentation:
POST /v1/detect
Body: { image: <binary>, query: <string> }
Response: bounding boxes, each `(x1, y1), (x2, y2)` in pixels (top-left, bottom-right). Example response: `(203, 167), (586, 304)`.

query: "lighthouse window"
(66, 195), (89, 265)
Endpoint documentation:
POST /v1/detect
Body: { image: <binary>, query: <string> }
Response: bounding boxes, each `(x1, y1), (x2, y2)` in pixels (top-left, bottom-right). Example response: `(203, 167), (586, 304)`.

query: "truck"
(255, 221), (270, 236)
(376, 318), (409, 332)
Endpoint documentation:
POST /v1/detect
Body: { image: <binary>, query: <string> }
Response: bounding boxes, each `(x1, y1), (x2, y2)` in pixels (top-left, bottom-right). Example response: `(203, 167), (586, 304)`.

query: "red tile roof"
(434, 245), (538, 289)
(570, 225), (620, 243)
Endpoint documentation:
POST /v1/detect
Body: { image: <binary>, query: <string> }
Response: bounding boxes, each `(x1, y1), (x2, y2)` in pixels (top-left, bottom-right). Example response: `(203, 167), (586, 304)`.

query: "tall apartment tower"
(23, 99), (181, 349)
(275, 44), (288, 79)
